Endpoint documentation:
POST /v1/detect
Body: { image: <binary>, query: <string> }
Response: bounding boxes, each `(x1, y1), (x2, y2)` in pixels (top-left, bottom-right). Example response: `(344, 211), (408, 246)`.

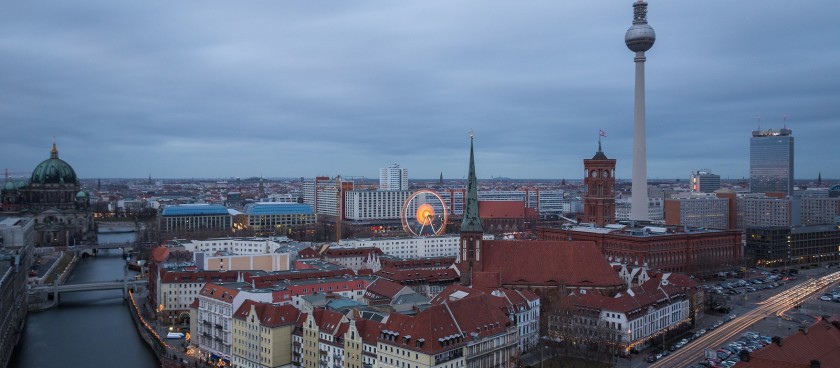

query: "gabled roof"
(151, 246), (170, 263)
(312, 308), (348, 337)
(570, 277), (686, 318)
(199, 283), (243, 303)
(354, 318), (383, 346)
(297, 247), (321, 259)
(478, 240), (624, 288)
(366, 278), (408, 299)
(737, 319), (840, 368)
(380, 295), (510, 355)
(431, 285), (538, 314)
(233, 300), (302, 328)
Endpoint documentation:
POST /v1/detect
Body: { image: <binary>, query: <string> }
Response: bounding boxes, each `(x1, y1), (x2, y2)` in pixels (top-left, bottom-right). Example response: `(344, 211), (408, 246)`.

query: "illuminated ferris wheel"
(400, 189), (448, 237)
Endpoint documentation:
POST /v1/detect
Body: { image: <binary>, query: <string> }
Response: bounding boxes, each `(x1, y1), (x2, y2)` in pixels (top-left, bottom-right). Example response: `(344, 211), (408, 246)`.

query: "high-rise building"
(750, 128), (794, 196)
(379, 164), (408, 191)
(625, 1), (656, 221)
(583, 141), (616, 227)
(690, 169), (721, 193)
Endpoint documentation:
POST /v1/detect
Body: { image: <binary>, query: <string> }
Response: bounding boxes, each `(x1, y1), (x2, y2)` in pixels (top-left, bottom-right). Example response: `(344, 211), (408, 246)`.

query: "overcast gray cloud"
(1, 1), (837, 180)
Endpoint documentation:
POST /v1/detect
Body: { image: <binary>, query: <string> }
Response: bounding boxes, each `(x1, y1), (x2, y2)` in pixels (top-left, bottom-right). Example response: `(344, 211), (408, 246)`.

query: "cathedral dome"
(30, 143), (79, 185)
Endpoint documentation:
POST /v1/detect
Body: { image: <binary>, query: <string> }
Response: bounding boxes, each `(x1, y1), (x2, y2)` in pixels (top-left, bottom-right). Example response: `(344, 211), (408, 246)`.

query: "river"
(9, 250), (158, 368)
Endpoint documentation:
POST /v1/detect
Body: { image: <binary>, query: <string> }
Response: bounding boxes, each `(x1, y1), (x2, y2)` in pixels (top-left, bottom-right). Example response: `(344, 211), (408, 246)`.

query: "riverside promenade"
(127, 290), (213, 368)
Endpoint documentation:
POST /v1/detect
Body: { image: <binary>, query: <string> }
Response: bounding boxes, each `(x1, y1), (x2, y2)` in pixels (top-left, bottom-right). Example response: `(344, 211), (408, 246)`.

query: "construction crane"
(4, 169), (29, 182)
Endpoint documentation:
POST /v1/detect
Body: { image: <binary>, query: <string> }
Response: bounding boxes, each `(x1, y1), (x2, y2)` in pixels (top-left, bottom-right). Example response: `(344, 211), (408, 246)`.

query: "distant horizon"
(64, 176), (836, 183)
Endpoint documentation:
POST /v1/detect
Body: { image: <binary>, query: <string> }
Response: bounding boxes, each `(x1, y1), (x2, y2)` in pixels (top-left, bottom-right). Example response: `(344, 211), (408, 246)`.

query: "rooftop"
(243, 202), (314, 215)
(161, 204), (230, 216)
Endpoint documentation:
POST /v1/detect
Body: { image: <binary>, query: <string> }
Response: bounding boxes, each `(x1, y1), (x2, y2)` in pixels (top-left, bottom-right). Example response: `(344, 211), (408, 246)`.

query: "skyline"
(1, 1), (838, 180)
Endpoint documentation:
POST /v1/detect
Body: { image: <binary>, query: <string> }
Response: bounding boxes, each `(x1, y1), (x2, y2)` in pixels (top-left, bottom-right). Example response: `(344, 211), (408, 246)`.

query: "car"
(646, 355), (657, 363)
(819, 295), (831, 301)
(728, 314), (737, 320)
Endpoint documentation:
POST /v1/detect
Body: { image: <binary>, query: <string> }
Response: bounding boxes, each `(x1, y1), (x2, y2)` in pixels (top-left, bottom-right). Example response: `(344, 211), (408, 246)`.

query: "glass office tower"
(750, 128), (794, 196)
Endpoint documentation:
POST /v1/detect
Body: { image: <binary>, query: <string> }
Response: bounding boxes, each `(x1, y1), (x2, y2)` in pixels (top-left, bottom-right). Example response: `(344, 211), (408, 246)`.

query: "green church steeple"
(460, 133), (483, 233)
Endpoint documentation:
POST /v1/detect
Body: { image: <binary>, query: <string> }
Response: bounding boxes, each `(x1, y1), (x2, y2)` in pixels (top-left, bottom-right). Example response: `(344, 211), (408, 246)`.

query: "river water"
(9, 251), (158, 368)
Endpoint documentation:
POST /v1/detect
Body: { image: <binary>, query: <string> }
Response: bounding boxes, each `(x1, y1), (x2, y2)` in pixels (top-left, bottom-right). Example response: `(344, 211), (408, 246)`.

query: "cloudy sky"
(1, 1), (838, 181)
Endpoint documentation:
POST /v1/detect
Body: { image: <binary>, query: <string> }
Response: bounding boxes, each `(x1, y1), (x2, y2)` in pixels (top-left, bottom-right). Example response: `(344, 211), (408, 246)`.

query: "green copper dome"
(30, 143), (79, 185)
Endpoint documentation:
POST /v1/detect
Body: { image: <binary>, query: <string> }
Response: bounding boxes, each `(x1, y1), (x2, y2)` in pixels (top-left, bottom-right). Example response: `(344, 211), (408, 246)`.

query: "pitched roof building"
(456, 136), (624, 294)
(736, 318), (840, 368)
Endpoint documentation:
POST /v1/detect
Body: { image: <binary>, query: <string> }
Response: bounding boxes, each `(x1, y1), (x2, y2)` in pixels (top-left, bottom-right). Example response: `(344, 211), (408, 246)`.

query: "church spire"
(461, 132), (483, 233)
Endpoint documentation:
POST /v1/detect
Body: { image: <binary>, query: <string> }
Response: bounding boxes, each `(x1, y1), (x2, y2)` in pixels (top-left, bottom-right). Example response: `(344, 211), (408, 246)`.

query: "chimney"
(810, 360), (821, 368)
(772, 336), (783, 346)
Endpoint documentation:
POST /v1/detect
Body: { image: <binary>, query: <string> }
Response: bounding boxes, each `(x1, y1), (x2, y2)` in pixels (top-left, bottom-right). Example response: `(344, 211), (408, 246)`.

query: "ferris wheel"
(400, 189), (448, 237)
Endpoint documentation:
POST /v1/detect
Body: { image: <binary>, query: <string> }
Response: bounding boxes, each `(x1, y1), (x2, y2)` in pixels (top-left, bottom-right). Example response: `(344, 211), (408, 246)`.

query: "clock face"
(603, 171), (610, 178)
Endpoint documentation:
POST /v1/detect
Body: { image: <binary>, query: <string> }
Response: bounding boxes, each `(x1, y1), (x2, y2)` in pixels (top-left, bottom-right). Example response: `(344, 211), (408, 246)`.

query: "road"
(651, 270), (840, 368)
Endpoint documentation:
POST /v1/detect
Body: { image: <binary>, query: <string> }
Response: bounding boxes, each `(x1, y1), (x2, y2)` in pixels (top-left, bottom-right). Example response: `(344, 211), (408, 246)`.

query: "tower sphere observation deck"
(625, 1), (655, 52)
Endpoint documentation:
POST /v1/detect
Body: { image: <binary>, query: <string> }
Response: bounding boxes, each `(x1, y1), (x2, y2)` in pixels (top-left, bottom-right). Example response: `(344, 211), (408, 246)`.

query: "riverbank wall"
(27, 253), (78, 312)
(127, 291), (209, 368)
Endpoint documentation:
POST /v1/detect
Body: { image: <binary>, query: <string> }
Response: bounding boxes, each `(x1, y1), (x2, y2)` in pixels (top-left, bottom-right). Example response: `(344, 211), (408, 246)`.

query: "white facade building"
(339, 234), (493, 259)
(380, 164), (408, 191)
(343, 190), (411, 221)
(181, 237), (284, 255)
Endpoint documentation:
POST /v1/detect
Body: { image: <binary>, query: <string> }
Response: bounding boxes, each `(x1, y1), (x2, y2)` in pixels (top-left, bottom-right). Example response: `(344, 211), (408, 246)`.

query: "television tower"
(625, 0), (655, 221)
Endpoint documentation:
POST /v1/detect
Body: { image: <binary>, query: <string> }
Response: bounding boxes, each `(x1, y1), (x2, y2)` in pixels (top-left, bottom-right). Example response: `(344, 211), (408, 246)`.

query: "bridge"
(29, 279), (148, 306)
(67, 242), (154, 257)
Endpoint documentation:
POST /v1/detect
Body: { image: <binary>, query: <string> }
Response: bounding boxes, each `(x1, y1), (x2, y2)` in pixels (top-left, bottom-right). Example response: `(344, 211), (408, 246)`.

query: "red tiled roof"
(736, 319), (840, 368)
(570, 277), (687, 318)
(478, 201), (537, 219)
(354, 318), (383, 346)
(297, 247), (321, 259)
(380, 295), (511, 355)
(199, 283), (240, 304)
(365, 278), (407, 299)
(431, 285), (538, 315)
(160, 270), (242, 284)
(478, 240), (624, 288)
(151, 247), (170, 263)
(313, 308), (347, 336)
(472, 272), (502, 289)
(233, 300), (302, 328)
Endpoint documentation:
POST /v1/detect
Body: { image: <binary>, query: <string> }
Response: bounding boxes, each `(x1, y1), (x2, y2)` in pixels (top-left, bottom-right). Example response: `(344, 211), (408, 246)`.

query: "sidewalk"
(129, 290), (212, 368)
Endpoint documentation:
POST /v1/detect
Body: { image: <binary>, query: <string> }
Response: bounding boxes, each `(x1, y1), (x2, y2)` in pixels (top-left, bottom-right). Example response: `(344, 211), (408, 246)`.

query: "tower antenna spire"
(625, 0), (655, 221)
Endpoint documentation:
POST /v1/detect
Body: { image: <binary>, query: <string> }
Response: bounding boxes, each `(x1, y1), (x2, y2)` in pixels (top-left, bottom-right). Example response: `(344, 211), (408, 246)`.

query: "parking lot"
(634, 266), (840, 367)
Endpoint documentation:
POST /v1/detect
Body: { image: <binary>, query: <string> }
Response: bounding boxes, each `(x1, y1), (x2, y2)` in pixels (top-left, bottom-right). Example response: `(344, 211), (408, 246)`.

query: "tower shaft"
(630, 51), (649, 221)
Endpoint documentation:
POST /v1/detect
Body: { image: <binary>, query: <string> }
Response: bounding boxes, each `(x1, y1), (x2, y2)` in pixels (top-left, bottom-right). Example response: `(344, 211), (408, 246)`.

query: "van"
(166, 332), (185, 339)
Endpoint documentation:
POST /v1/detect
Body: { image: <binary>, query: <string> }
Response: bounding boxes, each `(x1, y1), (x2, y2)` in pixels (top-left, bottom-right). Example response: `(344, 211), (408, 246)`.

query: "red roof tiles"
(151, 246), (170, 263)
(379, 294), (511, 355)
(478, 201), (536, 219)
(737, 319), (840, 368)
(365, 278), (408, 300)
(478, 240), (624, 289)
(233, 300), (302, 328)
